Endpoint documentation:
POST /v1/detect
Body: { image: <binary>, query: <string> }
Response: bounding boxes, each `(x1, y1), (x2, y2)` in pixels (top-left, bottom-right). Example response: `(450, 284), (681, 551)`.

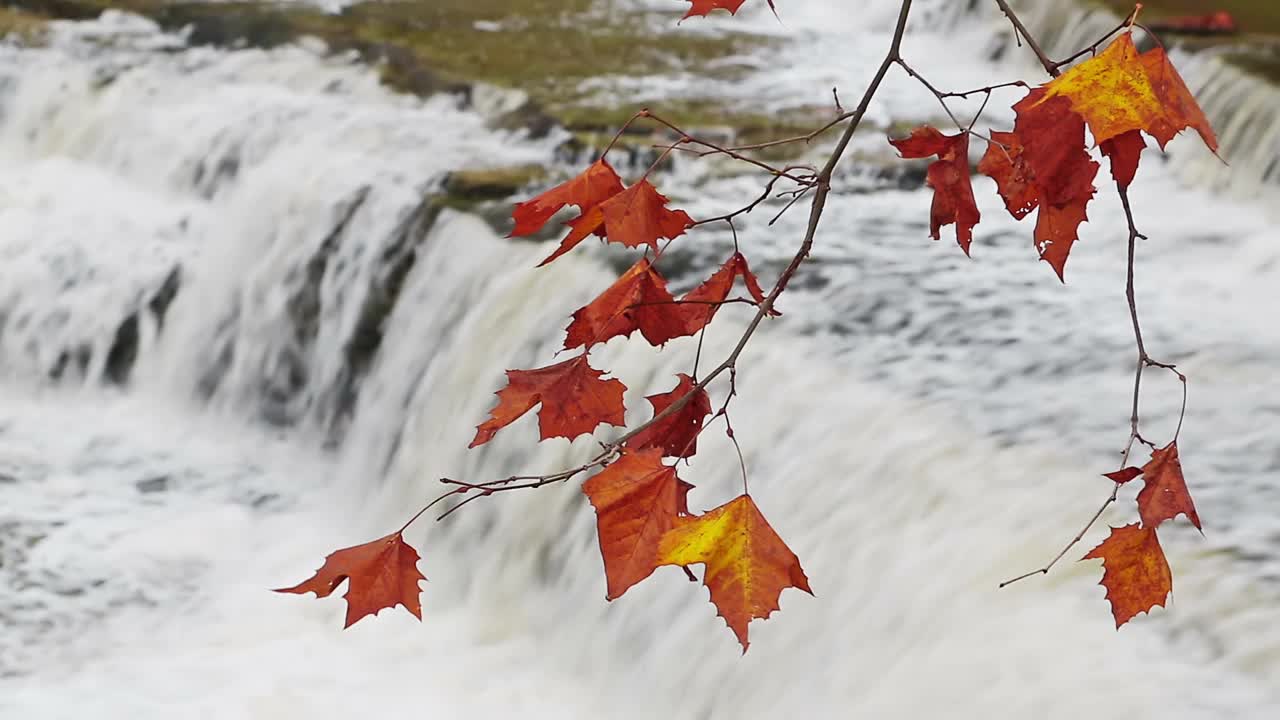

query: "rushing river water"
(0, 2), (1277, 718)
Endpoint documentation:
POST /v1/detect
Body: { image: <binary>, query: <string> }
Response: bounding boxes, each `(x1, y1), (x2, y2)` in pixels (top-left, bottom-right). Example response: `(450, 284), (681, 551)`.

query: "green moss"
(13, 1), (801, 156)
(344, 0), (762, 97)
(0, 7), (50, 43)
(554, 99), (831, 164)
(444, 164), (547, 202)
(16, 2), (765, 100)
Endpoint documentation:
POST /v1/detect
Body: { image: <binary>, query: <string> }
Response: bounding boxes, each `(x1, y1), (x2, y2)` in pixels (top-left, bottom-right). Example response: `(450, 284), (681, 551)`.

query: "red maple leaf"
(583, 448), (689, 600)
(889, 126), (981, 255)
(1033, 201), (1091, 282)
(677, 251), (776, 335)
(1136, 442), (1201, 531)
(470, 354), (626, 447)
(275, 531), (425, 628)
(1099, 442), (1201, 530)
(540, 179), (693, 265)
(979, 88), (1099, 280)
(681, 0), (776, 20)
(1103, 466), (1143, 484)
(510, 158), (623, 239)
(980, 130), (1038, 220)
(626, 373), (712, 459)
(1100, 129), (1147, 190)
(564, 258), (690, 349)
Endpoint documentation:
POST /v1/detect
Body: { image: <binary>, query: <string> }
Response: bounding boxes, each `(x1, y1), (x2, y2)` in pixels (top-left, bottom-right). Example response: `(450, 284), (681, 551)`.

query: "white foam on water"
(0, 4), (1277, 718)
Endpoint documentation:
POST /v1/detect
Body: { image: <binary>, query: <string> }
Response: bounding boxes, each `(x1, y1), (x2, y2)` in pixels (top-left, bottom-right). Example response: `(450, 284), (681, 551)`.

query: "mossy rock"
(1222, 49), (1280, 84)
(444, 165), (547, 202)
(15, 1), (821, 158)
(16, 2), (767, 98)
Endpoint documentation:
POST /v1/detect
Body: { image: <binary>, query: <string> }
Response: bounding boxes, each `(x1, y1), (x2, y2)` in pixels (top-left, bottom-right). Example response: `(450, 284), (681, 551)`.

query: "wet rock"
(443, 165), (545, 204)
(103, 265), (182, 385)
(134, 474), (170, 493)
(489, 99), (558, 140)
(324, 194), (443, 443)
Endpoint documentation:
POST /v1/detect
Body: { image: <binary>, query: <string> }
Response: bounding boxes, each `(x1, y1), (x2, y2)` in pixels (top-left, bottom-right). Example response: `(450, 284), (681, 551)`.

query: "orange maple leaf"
(889, 126), (981, 255)
(657, 494), (811, 651)
(677, 251), (776, 335)
(563, 258), (690, 349)
(1136, 442), (1201, 531)
(626, 373), (712, 459)
(470, 354), (626, 447)
(583, 448), (691, 600)
(275, 531), (425, 628)
(1038, 31), (1218, 152)
(1082, 523), (1172, 628)
(540, 179), (693, 265)
(980, 89), (1099, 280)
(510, 158), (623, 240)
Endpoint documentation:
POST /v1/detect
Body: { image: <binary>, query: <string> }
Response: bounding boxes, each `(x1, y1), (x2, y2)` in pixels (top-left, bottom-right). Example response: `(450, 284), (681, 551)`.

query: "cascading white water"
(1, 4), (1277, 718)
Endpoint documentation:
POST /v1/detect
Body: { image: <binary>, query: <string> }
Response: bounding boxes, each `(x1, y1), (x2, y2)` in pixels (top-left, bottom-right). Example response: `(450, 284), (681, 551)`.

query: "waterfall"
(0, 7), (1277, 719)
(0, 11), (553, 438)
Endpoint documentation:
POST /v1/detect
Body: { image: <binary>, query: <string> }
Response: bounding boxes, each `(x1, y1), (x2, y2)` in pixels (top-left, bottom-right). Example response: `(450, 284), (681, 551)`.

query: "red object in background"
(1146, 11), (1238, 36)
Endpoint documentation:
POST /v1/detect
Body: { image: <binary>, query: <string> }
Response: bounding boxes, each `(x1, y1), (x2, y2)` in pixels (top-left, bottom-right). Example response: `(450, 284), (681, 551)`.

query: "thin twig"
(1000, 182), (1145, 586)
(601, 109), (651, 157)
(646, 111), (810, 183)
(894, 58), (1005, 144)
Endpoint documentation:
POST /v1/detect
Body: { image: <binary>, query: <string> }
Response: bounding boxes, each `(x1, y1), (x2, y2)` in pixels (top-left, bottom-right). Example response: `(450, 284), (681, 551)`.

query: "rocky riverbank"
(7, 1), (1279, 204)
(6, 2), (824, 156)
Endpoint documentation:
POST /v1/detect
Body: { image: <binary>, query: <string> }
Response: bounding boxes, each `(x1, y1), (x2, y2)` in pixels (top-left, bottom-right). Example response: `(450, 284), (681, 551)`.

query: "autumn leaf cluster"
(1087, 442), (1201, 627)
(276, 4), (1221, 647)
(891, 31), (1217, 280)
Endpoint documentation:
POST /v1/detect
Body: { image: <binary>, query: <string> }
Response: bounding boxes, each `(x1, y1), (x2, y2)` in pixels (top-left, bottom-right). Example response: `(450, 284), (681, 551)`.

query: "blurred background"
(0, 1), (1276, 717)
